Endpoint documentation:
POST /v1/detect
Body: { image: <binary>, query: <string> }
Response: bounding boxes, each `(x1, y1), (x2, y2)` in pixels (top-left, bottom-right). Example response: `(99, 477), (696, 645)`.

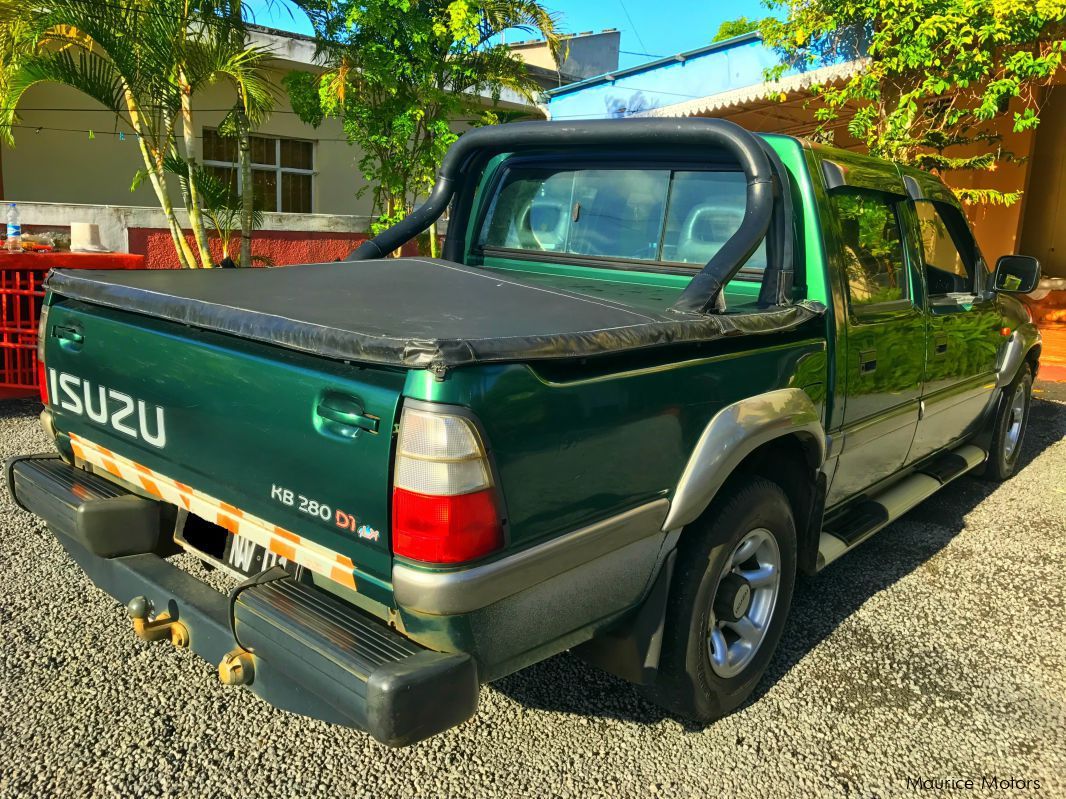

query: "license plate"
(222, 534), (294, 579)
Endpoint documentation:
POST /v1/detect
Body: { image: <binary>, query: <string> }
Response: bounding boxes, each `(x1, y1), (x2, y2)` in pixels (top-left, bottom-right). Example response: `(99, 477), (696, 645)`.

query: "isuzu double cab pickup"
(9, 119), (1043, 746)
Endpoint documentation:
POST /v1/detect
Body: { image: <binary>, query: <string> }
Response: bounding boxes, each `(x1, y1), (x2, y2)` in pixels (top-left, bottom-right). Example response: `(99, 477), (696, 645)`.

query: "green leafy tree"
(761, 0), (1066, 205)
(0, 0), (273, 267)
(712, 16), (767, 43)
(284, 0), (559, 255)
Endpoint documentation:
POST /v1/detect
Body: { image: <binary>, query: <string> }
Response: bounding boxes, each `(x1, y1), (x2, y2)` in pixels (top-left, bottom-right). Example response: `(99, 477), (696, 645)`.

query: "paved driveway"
(1, 393), (1063, 798)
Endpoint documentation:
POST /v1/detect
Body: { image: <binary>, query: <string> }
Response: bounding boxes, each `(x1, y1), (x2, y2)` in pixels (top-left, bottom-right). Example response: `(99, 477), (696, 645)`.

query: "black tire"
(643, 477), (797, 721)
(983, 363), (1033, 481)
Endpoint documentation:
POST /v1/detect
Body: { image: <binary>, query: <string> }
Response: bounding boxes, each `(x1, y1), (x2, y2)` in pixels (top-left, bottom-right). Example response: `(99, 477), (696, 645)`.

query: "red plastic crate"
(0, 263), (49, 399)
(1, 252), (146, 399)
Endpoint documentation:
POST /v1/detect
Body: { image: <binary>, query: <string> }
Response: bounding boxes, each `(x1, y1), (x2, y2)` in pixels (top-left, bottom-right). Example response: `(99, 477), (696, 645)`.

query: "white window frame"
(202, 129), (316, 214)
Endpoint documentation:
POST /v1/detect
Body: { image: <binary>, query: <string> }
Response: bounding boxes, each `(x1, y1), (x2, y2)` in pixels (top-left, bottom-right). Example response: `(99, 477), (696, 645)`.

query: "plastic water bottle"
(5, 203), (21, 252)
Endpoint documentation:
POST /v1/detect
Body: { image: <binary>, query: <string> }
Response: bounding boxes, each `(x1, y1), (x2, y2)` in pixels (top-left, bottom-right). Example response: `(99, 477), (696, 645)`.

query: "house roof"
(545, 32), (763, 99)
(632, 59), (867, 118)
(245, 23), (538, 110)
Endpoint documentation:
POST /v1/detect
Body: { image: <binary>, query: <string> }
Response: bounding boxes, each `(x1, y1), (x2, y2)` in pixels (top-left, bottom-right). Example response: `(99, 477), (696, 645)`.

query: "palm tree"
(0, 0), (273, 268)
(163, 151), (265, 265)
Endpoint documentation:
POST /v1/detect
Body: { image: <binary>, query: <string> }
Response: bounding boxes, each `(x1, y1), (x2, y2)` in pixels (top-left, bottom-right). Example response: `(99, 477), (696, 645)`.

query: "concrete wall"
(13, 200), (377, 267)
(0, 80), (373, 217)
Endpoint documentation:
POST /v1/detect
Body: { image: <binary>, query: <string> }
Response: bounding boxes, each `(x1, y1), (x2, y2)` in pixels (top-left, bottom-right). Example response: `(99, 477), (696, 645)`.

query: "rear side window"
(477, 165), (766, 271)
(914, 200), (978, 296)
(831, 189), (909, 307)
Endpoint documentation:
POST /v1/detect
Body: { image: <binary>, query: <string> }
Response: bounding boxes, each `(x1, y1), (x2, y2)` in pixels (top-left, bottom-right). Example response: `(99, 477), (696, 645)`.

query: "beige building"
(0, 26), (553, 266)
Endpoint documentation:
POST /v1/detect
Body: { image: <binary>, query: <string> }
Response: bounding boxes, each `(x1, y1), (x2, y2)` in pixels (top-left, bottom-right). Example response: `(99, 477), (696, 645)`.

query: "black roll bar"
(347, 118), (783, 314)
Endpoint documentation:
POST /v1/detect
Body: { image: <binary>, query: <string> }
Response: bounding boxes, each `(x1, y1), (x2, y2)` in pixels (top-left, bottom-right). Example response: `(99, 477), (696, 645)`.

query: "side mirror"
(993, 255), (1041, 294)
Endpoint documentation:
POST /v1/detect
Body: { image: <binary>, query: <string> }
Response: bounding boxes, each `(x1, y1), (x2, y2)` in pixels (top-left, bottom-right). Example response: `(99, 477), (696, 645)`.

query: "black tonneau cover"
(46, 259), (823, 372)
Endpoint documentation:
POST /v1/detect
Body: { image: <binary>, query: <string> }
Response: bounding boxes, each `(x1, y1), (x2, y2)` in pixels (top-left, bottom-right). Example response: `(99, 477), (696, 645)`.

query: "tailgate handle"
(54, 324), (84, 348)
(316, 397), (379, 434)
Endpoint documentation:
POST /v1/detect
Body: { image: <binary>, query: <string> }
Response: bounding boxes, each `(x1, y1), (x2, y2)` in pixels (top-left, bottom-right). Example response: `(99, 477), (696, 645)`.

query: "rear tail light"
(392, 406), (502, 564)
(36, 304), (49, 403)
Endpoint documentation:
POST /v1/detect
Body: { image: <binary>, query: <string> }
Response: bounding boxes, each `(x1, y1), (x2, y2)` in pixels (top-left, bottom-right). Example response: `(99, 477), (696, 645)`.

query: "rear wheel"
(644, 477), (796, 721)
(983, 363), (1033, 481)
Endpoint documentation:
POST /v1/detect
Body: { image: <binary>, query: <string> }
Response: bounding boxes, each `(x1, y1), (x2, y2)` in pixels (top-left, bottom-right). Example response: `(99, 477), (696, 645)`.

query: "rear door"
(820, 158), (926, 504)
(42, 298), (404, 600)
(903, 190), (1001, 459)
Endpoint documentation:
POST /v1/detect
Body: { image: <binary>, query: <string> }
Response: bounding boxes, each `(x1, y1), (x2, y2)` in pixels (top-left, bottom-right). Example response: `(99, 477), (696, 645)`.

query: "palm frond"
(0, 49), (124, 143)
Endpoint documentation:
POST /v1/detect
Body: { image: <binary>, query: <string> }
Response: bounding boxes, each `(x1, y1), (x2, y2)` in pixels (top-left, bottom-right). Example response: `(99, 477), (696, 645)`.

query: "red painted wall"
(127, 228), (419, 269)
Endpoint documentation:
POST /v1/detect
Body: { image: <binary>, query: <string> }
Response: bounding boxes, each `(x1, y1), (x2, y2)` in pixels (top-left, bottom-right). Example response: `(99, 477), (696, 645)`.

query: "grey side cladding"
(662, 388), (826, 532)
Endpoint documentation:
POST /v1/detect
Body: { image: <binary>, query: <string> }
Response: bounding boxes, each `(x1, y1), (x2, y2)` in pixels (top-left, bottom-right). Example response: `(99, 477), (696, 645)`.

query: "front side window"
(478, 164), (767, 271)
(831, 189), (909, 307)
(914, 200), (977, 296)
(202, 129), (314, 213)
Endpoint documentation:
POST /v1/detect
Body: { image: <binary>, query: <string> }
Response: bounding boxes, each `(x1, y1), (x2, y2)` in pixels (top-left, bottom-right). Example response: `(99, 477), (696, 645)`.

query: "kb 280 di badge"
(270, 484), (380, 542)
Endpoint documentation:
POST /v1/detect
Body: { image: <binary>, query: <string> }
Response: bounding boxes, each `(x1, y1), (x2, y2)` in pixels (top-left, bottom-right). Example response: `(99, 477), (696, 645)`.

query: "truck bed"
(47, 258), (823, 371)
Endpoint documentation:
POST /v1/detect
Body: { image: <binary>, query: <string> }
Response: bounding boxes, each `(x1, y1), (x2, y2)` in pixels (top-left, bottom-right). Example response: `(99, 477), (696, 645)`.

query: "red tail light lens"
(37, 363), (48, 403)
(392, 487), (502, 563)
(36, 304), (49, 403)
(391, 405), (503, 564)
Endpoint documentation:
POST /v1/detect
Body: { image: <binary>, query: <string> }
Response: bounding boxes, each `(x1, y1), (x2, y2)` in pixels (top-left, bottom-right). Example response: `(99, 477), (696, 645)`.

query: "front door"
(907, 198), (1002, 459)
(828, 187), (926, 504)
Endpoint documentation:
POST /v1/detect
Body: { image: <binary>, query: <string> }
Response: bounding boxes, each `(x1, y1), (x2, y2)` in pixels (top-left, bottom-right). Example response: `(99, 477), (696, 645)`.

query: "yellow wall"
(725, 96), (1044, 266)
(1019, 87), (1066, 278)
(940, 98), (1037, 264)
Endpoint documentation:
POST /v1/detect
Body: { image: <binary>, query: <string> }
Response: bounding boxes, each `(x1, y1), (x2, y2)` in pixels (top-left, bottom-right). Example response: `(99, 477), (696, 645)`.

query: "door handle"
(859, 350), (877, 375)
(934, 335), (949, 356)
(53, 324), (83, 351)
(315, 395), (379, 435)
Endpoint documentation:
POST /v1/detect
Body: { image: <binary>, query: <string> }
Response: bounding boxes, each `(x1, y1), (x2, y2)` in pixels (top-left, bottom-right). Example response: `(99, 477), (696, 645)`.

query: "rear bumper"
(7, 455), (478, 747)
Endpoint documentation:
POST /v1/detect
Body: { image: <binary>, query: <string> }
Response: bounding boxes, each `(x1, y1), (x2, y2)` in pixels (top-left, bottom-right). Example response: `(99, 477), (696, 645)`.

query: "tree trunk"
(126, 94), (195, 269)
(429, 220), (439, 258)
(179, 78), (215, 268)
(237, 104), (253, 267)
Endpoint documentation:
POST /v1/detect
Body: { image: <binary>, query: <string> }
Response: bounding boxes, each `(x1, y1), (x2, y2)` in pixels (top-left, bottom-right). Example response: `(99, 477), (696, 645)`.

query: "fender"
(996, 326), (1041, 389)
(662, 388), (826, 532)
(580, 390), (825, 684)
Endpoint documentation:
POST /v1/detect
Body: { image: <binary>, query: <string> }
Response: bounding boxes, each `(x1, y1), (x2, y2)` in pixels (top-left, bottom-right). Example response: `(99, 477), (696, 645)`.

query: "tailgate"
(42, 298), (405, 599)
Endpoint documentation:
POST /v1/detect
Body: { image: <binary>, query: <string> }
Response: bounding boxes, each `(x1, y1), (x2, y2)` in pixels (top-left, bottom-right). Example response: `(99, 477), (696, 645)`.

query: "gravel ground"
(1, 392), (1064, 799)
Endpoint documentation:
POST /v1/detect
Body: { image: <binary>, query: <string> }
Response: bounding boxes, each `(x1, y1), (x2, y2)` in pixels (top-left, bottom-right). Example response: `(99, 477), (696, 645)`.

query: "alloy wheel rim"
(707, 527), (781, 679)
(1003, 383), (1027, 462)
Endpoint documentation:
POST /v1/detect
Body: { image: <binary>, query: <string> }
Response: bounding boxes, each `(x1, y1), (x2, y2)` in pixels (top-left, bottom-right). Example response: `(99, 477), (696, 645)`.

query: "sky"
(243, 0), (771, 70)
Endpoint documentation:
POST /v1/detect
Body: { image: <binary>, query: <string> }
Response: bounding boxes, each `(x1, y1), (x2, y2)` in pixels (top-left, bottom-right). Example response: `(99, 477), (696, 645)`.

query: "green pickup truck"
(9, 119), (1043, 746)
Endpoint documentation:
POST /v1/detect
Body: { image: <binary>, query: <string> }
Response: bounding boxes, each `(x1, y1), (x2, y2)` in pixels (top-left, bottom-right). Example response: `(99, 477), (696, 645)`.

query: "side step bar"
(817, 444), (986, 570)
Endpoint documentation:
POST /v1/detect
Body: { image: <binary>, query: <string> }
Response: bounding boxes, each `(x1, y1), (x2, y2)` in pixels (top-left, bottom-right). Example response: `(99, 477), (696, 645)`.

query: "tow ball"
(126, 596), (190, 648)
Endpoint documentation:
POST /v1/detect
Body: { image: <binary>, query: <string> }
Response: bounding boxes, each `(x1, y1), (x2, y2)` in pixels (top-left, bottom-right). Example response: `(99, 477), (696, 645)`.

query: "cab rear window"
(477, 165), (767, 272)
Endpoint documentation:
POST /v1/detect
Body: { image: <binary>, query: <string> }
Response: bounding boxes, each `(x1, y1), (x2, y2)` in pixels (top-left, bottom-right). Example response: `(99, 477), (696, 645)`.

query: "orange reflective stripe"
(269, 538), (297, 562)
(330, 565), (357, 590)
(273, 526), (300, 544)
(68, 433), (360, 592)
(138, 476), (162, 498)
(217, 503), (242, 534)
